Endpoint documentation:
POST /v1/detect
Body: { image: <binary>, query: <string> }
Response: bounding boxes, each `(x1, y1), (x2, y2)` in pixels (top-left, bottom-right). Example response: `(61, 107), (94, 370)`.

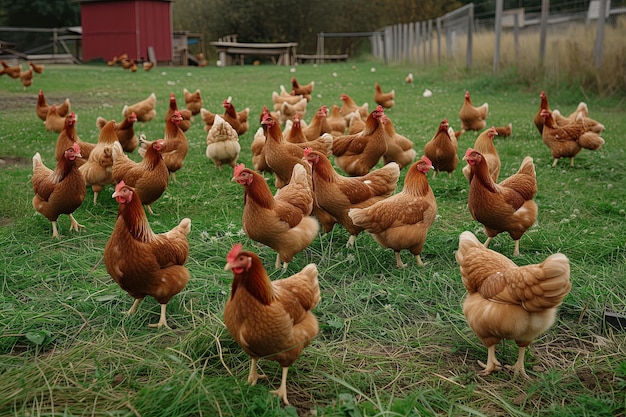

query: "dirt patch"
(0, 156), (30, 169)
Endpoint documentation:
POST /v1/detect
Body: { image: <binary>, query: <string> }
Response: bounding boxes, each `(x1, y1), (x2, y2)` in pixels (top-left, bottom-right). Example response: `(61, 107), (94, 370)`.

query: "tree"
(0, 0), (79, 27)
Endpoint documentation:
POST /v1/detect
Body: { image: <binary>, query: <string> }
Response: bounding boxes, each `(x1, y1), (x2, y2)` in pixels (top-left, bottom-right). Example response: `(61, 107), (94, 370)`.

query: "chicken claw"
(504, 347), (532, 380)
(247, 358), (267, 385)
(270, 367), (290, 405)
(68, 214), (85, 233)
(147, 304), (172, 329)
(477, 346), (502, 376)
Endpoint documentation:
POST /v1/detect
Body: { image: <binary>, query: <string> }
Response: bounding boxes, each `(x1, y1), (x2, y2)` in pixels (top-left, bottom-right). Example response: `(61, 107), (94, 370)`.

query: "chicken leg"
(477, 345), (502, 376)
(51, 221), (60, 239)
(270, 366), (290, 405)
(504, 346), (531, 380)
(68, 214), (85, 232)
(395, 252), (407, 268)
(247, 358), (266, 385)
(147, 304), (171, 329)
(127, 298), (143, 315)
(414, 254), (425, 267)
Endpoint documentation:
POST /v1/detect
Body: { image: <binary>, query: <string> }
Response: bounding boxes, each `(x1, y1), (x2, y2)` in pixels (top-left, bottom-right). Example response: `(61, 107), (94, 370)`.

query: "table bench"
(210, 41), (298, 66)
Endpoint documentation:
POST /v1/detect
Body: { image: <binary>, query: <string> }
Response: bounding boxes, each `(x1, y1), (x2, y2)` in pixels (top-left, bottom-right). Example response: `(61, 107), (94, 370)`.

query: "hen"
(222, 96), (250, 136)
(104, 181), (191, 329)
(332, 105), (389, 176)
(32, 143), (86, 238)
(285, 114), (334, 157)
(233, 163), (319, 270)
(96, 112), (138, 153)
(278, 97), (308, 125)
(552, 104), (605, 134)
(462, 127), (500, 182)
(347, 111), (365, 135)
(164, 93), (192, 132)
(349, 156), (436, 268)
(464, 148), (537, 256)
(339, 93), (369, 121)
(29, 61), (44, 74)
(223, 243), (320, 405)
(122, 92), (157, 123)
(302, 106), (332, 141)
(380, 114), (416, 169)
(140, 110), (189, 182)
(183, 88), (203, 116)
(272, 90), (305, 111)
(36, 90), (70, 122)
(79, 120), (118, 204)
(291, 77), (314, 101)
(303, 148), (400, 246)
(374, 82), (395, 109)
(45, 105), (67, 133)
(54, 112), (94, 165)
(459, 91), (488, 132)
(19, 67), (33, 90)
(205, 114), (241, 169)
(533, 91), (551, 135)
(0, 60), (21, 78)
(112, 139), (169, 215)
(327, 104), (347, 136)
(494, 123), (512, 138)
(540, 109), (605, 167)
(423, 118), (458, 178)
(456, 231), (571, 378)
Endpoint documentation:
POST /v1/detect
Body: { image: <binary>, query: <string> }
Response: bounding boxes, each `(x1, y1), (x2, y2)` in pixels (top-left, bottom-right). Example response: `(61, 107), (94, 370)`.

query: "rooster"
(349, 156), (437, 268)
(104, 181), (191, 329)
(456, 231), (571, 378)
(233, 163), (319, 270)
(423, 119), (458, 178)
(459, 91), (488, 132)
(464, 148), (537, 256)
(32, 143), (86, 238)
(223, 243), (320, 405)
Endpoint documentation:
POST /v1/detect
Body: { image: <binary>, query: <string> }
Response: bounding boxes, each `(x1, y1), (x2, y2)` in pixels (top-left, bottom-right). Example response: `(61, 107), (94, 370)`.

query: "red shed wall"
(81, 0), (172, 63)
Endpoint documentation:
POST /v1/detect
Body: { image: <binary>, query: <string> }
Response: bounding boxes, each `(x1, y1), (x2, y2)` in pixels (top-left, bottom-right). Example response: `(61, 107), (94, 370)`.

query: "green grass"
(1, 61), (625, 416)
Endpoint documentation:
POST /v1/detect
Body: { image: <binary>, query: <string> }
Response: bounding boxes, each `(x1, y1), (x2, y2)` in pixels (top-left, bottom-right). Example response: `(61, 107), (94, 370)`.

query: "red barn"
(79, 0), (173, 63)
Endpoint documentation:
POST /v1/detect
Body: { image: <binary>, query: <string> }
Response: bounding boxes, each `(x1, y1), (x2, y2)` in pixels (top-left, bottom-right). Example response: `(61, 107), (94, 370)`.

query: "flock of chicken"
(30, 74), (606, 404)
(1, 60), (43, 90)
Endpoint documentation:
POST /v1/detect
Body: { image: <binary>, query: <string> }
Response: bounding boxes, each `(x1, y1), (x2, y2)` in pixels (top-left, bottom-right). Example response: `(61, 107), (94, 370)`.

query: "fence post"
(436, 18), (442, 65)
(493, 0), (503, 72)
(594, 0), (608, 68)
(539, 0), (549, 66)
(467, 3), (474, 68)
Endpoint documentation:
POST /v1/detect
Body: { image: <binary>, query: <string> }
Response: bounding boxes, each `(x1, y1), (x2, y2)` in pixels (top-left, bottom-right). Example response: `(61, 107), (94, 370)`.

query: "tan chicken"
(272, 91), (305, 111)
(423, 119), (458, 178)
(104, 181), (191, 329)
(79, 120), (118, 204)
(183, 88), (203, 115)
(96, 112), (138, 153)
(112, 139), (169, 215)
(540, 109), (605, 167)
(164, 93), (192, 132)
(291, 77), (314, 101)
(347, 111), (365, 135)
(301, 106), (332, 141)
(380, 114), (416, 169)
(349, 156), (436, 268)
(374, 82), (395, 109)
(278, 97), (308, 125)
(29, 61), (44, 74)
(332, 105), (389, 176)
(494, 123), (512, 138)
(303, 148), (400, 246)
(32, 143), (86, 238)
(233, 163), (319, 270)
(462, 127), (500, 182)
(143, 61), (155, 71)
(36, 91), (70, 122)
(251, 126), (271, 174)
(459, 91), (488, 132)
(327, 104), (347, 136)
(456, 231), (571, 378)
(552, 104), (605, 134)
(339, 93), (369, 121)
(122, 92), (157, 123)
(45, 105), (67, 133)
(464, 148), (537, 256)
(285, 114), (333, 157)
(206, 114), (241, 169)
(19, 67), (33, 90)
(223, 243), (320, 405)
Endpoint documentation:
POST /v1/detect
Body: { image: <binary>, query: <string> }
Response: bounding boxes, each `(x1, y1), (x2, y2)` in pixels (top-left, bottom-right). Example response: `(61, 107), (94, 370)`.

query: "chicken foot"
(127, 298), (143, 315)
(270, 366), (290, 405)
(504, 346), (531, 380)
(68, 214), (85, 233)
(51, 221), (61, 239)
(247, 358), (267, 385)
(147, 304), (171, 329)
(477, 345), (502, 376)
(275, 254), (288, 271)
(395, 252), (407, 268)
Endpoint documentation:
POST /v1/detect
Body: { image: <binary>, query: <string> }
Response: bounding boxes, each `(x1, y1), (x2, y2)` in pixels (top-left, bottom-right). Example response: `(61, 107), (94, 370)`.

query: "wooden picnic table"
(210, 41), (298, 66)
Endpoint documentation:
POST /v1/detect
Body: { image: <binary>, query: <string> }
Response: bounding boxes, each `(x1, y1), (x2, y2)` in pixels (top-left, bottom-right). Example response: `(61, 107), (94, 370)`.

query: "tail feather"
(32, 152), (43, 170)
(455, 231), (484, 265)
(578, 132), (605, 150)
(517, 156), (536, 177)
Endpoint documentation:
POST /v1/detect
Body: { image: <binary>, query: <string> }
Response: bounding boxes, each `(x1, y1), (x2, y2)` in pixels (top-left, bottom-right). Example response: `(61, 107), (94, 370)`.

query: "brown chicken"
(380, 114), (416, 169)
(347, 111), (365, 135)
(494, 123), (512, 138)
(533, 91), (551, 135)
(96, 112), (139, 153)
(122, 92), (157, 123)
(251, 126), (271, 174)
(302, 106), (332, 141)
(223, 96), (250, 136)
(303, 148), (400, 246)
(464, 148), (537, 256)
(206, 114), (241, 169)
(278, 97), (308, 125)
(540, 109), (605, 167)
(104, 181), (191, 329)
(327, 104), (347, 136)
(54, 112), (93, 165)
(29, 61), (44, 74)
(290, 76), (314, 101)
(285, 114), (334, 157)
(332, 105), (389, 176)
(164, 93), (192, 132)
(233, 163), (319, 269)
(19, 67), (33, 90)
(183, 88), (203, 115)
(139, 110), (189, 182)
(37, 90), (70, 122)
(339, 93), (369, 121)
(552, 104), (605, 134)
(143, 61), (155, 71)
(374, 82), (395, 109)
(32, 143), (86, 238)
(462, 127), (500, 182)
(459, 91), (488, 132)
(272, 90), (305, 111)
(0, 60), (21, 78)
(45, 105), (67, 133)
(223, 243), (320, 405)
(349, 156), (436, 268)
(456, 231), (571, 378)
(80, 120), (118, 204)
(423, 119), (458, 178)
(112, 139), (169, 214)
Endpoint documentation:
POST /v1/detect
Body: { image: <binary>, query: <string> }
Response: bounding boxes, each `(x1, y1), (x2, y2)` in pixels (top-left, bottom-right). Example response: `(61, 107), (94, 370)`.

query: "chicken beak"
(224, 262), (233, 272)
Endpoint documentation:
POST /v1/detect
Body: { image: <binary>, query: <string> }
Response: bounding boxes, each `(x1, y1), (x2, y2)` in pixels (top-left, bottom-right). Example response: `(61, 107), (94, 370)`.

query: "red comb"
(233, 163), (246, 177)
(421, 155), (432, 166)
(174, 110), (181, 117)
(376, 105), (383, 112)
(227, 243), (243, 264)
(115, 180), (126, 194)
(303, 147), (313, 157)
(72, 142), (81, 153)
(170, 93), (175, 99)
(464, 148), (474, 158)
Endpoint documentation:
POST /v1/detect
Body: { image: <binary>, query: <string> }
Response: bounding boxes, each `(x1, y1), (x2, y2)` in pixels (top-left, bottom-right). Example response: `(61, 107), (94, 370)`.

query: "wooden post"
(539, 0), (549, 66)
(493, 0), (503, 72)
(428, 19), (433, 64)
(594, 0), (608, 68)
(436, 17), (442, 65)
(415, 22), (421, 64)
(467, 3), (474, 68)
(514, 13), (520, 62)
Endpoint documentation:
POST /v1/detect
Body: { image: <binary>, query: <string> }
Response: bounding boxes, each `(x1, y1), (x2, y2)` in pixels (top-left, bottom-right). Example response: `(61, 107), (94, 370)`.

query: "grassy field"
(0, 61), (625, 416)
